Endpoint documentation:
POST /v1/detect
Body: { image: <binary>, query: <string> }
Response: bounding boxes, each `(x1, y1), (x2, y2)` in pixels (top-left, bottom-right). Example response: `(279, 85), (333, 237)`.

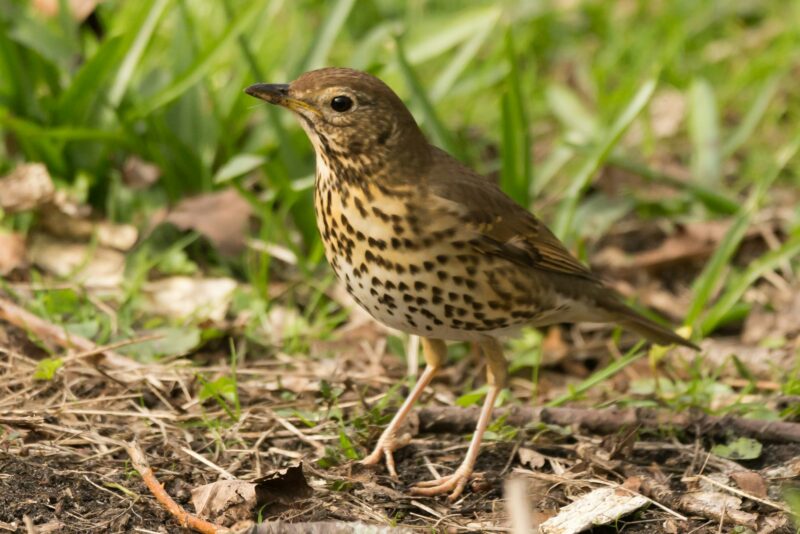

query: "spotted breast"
(313, 154), (580, 342)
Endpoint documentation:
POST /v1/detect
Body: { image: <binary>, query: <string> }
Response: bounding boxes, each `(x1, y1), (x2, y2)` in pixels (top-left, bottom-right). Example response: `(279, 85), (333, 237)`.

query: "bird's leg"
(360, 338), (446, 477)
(411, 337), (506, 501)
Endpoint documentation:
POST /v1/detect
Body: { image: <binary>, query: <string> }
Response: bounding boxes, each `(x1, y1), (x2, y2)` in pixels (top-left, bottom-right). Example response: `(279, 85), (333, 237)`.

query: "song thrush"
(246, 68), (698, 500)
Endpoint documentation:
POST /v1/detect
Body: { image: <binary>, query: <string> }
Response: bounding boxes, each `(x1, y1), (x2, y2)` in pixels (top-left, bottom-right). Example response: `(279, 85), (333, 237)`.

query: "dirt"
(1, 312), (799, 533)
(0, 454), (174, 531)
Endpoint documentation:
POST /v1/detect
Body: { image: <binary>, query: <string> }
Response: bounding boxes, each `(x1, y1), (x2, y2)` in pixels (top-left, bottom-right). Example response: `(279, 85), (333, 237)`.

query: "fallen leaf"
(192, 479), (264, 527)
(518, 447), (546, 470)
(711, 437), (762, 461)
(0, 232), (26, 275)
(116, 326), (202, 361)
(38, 201), (138, 251)
(730, 470), (768, 499)
(0, 163), (54, 213)
(28, 234), (125, 288)
(163, 189), (252, 256)
(742, 284), (800, 345)
(253, 463), (313, 505)
(123, 156), (161, 189)
(141, 276), (237, 322)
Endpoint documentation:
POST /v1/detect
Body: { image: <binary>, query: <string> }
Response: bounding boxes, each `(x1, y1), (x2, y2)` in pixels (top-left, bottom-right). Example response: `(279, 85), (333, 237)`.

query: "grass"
(1, 1), (800, 512)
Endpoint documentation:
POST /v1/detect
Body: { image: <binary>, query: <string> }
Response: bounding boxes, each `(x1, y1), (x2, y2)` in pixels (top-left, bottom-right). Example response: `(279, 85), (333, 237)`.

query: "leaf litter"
(0, 159), (799, 531)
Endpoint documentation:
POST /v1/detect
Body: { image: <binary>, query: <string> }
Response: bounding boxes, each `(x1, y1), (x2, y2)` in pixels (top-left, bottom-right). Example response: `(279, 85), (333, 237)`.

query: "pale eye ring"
(330, 95), (353, 112)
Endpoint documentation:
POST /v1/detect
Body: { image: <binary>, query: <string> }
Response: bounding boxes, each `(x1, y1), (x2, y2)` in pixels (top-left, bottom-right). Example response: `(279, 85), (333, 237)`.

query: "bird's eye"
(330, 95), (353, 112)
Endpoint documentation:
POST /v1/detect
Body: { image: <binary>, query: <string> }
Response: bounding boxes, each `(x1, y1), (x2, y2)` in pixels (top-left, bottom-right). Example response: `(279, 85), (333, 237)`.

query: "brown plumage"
(246, 67), (698, 500)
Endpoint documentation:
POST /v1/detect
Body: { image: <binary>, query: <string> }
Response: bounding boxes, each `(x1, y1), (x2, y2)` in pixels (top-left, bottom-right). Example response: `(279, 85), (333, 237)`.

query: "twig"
(0, 297), (98, 353)
(417, 406), (800, 443)
(123, 441), (218, 534)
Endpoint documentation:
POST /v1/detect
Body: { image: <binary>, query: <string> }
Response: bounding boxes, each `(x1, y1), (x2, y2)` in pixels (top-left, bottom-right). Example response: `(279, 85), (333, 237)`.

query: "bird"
(245, 67), (698, 501)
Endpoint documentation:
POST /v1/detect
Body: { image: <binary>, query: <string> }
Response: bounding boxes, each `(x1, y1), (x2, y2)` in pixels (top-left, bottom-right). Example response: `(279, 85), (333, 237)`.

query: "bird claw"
(359, 432), (412, 478)
(410, 469), (472, 501)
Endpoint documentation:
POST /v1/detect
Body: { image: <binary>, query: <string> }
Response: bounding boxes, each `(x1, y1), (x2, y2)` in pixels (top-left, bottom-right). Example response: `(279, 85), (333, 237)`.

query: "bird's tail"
(614, 305), (699, 350)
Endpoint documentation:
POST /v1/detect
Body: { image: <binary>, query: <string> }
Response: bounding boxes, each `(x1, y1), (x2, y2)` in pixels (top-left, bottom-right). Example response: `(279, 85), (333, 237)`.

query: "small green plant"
(197, 340), (241, 421)
(33, 357), (63, 381)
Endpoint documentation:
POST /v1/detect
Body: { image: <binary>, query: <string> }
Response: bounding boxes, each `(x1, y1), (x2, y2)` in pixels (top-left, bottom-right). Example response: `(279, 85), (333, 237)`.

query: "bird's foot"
(359, 432), (412, 478)
(410, 467), (472, 501)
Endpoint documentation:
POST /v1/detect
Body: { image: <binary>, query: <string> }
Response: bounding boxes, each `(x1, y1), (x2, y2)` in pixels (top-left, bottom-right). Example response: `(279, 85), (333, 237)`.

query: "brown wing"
(425, 147), (597, 281)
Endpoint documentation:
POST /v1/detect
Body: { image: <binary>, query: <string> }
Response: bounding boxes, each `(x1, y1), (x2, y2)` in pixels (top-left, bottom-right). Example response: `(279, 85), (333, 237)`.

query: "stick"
(417, 406), (800, 443)
(123, 441), (218, 534)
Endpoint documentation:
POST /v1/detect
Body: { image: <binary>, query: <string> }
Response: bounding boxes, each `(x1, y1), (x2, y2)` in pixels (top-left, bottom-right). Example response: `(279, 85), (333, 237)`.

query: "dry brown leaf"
(672, 338), (796, 381)
(594, 220), (765, 274)
(518, 447), (547, 470)
(0, 233), (26, 275)
(0, 163), (54, 213)
(253, 463), (313, 505)
(730, 471), (768, 499)
(742, 284), (800, 345)
(122, 156), (161, 189)
(27, 234), (125, 288)
(191, 480), (262, 527)
(141, 276), (237, 322)
(36, 193), (138, 251)
(163, 189), (252, 256)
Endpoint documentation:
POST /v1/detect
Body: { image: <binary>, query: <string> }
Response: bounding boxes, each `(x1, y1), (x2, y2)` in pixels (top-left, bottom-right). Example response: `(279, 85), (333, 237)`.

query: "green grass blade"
(301, 0), (355, 72)
(546, 84), (598, 142)
(56, 36), (124, 124)
(722, 75), (780, 158)
(689, 77), (721, 187)
(701, 233), (800, 334)
(394, 36), (463, 160)
(405, 5), (501, 65)
(108, 0), (171, 107)
(552, 78), (657, 242)
(129, 0), (264, 119)
(606, 153), (739, 215)
(685, 133), (800, 327)
(429, 14), (497, 102)
(499, 25), (532, 206)
(546, 341), (646, 407)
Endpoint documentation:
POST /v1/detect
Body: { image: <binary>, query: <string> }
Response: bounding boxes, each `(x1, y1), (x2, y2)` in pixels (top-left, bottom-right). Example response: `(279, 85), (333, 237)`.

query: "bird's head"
(246, 68), (428, 178)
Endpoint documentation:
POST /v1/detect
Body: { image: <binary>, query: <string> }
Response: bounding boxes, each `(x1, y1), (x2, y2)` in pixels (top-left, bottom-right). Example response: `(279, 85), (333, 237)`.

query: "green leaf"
(117, 326), (201, 361)
(456, 385), (489, 407)
(338, 429), (359, 460)
(213, 153), (266, 184)
(199, 375), (238, 403)
(34, 357), (64, 381)
(711, 437), (762, 460)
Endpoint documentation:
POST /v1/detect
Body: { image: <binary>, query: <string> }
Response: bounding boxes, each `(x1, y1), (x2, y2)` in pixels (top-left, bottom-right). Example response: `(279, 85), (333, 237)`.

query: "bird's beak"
(245, 83), (320, 116)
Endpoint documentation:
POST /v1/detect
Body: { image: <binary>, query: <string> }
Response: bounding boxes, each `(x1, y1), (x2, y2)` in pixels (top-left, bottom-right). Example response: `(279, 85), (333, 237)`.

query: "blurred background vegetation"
(1, 0), (799, 351)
